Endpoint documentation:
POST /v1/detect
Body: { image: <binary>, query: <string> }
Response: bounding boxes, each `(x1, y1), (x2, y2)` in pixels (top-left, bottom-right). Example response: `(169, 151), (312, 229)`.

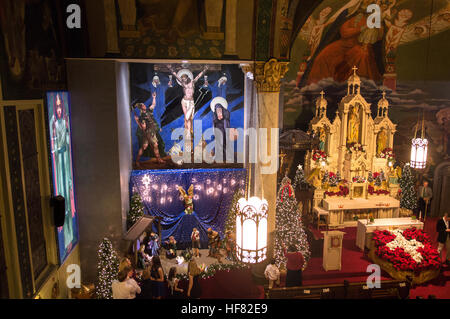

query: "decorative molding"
(254, 58), (289, 92)
(3, 106), (34, 298)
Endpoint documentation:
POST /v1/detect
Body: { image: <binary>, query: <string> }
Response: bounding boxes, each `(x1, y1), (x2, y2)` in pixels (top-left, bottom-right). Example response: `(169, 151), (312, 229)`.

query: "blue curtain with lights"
(130, 169), (246, 249)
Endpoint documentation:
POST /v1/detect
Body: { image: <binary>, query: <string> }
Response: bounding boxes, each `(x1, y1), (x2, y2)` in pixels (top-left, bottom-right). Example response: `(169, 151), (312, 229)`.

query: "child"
(264, 259), (280, 289)
(167, 267), (184, 299)
(191, 228), (200, 258)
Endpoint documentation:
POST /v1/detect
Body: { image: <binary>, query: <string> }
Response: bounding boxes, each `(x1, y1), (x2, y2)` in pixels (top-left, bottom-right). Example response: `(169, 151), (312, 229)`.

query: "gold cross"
(320, 90), (325, 98)
(352, 66), (358, 75)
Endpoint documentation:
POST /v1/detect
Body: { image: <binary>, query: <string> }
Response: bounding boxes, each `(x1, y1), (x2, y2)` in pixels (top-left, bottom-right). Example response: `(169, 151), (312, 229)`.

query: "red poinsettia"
(372, 228), (441, 272)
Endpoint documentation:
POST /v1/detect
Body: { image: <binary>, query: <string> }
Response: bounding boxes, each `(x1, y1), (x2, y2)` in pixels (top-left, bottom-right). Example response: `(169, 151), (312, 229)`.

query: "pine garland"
(274, 176), (311, 270)
(399, 164), (417, 210)
(175, 262), (249, 281)
(128, 192), (145, 229)
(96, 238), (119, 299)
(224, 187), (244, 234)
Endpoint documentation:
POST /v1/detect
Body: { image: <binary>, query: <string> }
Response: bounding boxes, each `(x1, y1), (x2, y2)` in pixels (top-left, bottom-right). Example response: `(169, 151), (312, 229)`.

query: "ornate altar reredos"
(304, 68), (401, 226)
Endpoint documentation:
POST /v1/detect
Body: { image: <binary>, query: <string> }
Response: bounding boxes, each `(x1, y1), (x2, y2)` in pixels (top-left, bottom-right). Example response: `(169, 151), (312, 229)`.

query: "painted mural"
(283, 0), (450, 174)
(46, 91), (79, 263)
(0, 0), (66, 100)
(118, 0), (225, 59)
(130, 63), (245, 169)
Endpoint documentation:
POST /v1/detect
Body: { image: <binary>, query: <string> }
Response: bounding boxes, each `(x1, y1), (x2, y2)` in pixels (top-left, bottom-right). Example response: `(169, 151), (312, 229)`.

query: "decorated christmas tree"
(293, 164), (309, 189)
(225, 187), (245, 234)
(96, 238), (119, 299)
(127, 193), (145, 229)
(274, 175), (311, 269)
(399, 164), (417, 210)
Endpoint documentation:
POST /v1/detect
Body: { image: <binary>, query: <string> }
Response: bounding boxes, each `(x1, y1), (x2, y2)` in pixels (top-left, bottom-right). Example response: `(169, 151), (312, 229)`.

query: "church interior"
(0, 0), (449, 302)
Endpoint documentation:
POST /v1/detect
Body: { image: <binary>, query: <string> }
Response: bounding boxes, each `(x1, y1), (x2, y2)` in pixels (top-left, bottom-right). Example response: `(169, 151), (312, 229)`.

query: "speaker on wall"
(51, 195), (65, 227)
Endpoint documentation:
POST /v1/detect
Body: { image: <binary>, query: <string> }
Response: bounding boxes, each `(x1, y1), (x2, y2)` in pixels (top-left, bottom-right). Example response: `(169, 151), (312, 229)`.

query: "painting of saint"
(47, 91), (78, 263)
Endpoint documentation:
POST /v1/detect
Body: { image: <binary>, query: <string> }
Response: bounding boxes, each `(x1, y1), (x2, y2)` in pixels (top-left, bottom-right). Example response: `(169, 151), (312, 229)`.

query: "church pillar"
(339, 111), (349, 173)
(224, 0), (238, 57)
(389, 130), (394, 149)
(253, 59), (289, 258)
(361, 112), (366, 146)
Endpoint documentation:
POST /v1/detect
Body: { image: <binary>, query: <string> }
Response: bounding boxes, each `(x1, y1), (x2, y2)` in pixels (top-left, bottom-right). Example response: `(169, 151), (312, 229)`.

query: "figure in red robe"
(306, 7), (383, 84)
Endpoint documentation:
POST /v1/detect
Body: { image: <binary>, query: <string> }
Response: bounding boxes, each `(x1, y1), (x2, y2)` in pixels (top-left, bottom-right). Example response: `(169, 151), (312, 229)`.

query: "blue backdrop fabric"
(130, 168), (246, 249)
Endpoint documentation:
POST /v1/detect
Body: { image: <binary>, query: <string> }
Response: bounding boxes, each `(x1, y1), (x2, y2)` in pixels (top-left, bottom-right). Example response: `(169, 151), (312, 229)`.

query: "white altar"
(356, 218), (424, 251)
(304, 68), (404, 227)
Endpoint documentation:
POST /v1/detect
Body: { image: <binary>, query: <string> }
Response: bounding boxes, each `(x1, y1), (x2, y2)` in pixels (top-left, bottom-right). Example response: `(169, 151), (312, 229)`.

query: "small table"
(356, 218), (424, 251)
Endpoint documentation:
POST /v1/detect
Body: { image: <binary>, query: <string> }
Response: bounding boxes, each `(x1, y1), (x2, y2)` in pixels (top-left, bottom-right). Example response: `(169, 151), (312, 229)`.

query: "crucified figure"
(167, 64), (208, 139)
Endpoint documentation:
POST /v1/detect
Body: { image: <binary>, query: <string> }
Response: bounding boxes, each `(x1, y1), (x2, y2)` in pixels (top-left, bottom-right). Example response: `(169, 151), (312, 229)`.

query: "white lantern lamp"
(235, 197), (268, 264)
(410, 111), (428, 169)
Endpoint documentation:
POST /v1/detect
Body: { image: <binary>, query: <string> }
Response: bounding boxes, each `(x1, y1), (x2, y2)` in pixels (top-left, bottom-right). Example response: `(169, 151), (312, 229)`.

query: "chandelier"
(235, 197), (268, 264)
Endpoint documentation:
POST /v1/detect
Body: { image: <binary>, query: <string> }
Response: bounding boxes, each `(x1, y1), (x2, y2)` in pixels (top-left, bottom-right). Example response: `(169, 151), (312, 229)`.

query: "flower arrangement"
(312, 149), (327, 162)
(325, 185), (349, 197)
(368, 185), (390, 195)
(352, 176), (366, 183)
(379, 147), (395, 161)
(347, 142), (365, 153)
(372, 228), (440, 272)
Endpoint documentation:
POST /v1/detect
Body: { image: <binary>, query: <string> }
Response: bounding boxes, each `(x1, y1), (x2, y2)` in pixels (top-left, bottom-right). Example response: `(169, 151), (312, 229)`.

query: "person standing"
(417, 180), (433, 219)
(187, 257), (205, 299)
(282, 243), (305, 287)
(191, 228), (201, 258)
(167, 267), (184, 299)
(436, 213), (450, 265)
(149, 256), (166, 299)
(112, 266), (141, 299)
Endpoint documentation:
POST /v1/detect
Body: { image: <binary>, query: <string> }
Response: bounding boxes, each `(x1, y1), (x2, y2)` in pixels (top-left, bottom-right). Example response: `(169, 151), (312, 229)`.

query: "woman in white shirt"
(112, 265), (141, 299)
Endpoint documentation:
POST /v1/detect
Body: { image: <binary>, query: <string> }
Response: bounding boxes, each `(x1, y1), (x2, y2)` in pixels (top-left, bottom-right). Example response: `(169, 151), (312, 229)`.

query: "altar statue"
(319, 127), (326, 151)
(377, 128), (387, 156)
(347, 105), (360, 144)
(178, 184), (194, 215)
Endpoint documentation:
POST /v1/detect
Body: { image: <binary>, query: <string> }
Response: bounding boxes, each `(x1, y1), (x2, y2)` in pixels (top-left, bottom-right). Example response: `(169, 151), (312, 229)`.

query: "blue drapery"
(130, 169), (246, 249)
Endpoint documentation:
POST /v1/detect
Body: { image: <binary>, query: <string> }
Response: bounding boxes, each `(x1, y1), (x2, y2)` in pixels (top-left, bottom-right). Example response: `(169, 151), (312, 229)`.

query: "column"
(224, 0), (238, 57)
(254, 58), (289, 257)
(103, 0), (120, 54)
(203, 0), (225, 40)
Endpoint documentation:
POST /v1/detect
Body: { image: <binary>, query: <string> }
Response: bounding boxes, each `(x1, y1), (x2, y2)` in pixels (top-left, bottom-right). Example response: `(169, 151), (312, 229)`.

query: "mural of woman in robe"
(50, 93), (74, 251)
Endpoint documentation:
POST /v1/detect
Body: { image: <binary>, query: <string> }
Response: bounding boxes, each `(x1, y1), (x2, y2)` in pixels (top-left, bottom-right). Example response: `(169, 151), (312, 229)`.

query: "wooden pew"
(264, 279), (410, 299)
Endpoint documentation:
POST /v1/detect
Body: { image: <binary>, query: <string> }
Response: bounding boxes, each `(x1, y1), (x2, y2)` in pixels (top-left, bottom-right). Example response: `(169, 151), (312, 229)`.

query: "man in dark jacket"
(436, 213), (450, 264)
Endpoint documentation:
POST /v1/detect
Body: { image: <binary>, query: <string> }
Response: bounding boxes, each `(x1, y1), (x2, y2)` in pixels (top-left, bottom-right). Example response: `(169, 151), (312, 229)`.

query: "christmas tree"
(127, 193), (145, 229)
(225, 187), (245, 234)
(96, 238), (119, 299)
(274, 175), (311, 269)
(293, 164), (309, 190)
(399, 164), (417, 210)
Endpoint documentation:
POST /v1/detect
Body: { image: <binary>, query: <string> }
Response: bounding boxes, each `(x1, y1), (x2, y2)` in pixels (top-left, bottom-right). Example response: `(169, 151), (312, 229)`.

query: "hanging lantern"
(410, 138), (428, 169)
(235, 197), (268, 264)
(410, 110), (428, 169)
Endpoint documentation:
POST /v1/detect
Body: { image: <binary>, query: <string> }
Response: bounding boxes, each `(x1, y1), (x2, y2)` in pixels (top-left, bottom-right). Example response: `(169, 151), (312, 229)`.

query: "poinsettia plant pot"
(368, 245), (440, 285)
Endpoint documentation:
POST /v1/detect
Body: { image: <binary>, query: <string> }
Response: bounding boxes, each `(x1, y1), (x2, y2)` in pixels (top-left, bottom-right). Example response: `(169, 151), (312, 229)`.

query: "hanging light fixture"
(236, 196), (268, 264)
(410, 111), (428, 169)
(410, 0), (433, 170)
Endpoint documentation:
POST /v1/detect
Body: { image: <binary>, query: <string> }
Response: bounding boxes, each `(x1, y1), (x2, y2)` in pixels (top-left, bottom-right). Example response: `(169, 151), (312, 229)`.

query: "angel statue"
(178, 184), (194, 215)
